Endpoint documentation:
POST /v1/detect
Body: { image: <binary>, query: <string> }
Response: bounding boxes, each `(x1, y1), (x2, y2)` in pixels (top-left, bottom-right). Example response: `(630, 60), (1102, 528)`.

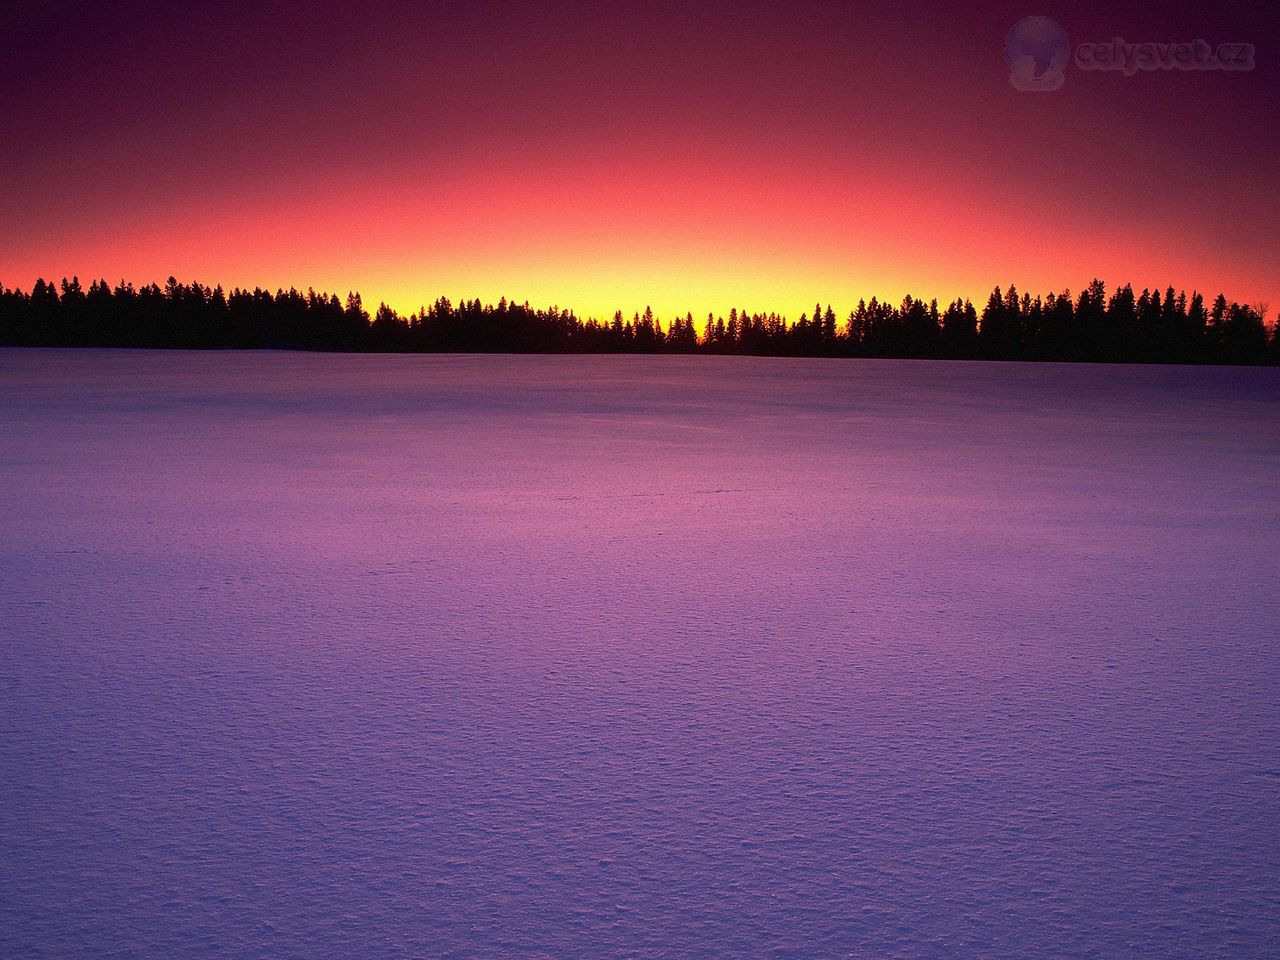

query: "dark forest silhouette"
(1, 277), (1275, 364)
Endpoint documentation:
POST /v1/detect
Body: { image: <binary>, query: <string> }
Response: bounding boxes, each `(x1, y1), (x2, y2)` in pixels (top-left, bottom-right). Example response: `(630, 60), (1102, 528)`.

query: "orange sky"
(2, 1), (1276, 322)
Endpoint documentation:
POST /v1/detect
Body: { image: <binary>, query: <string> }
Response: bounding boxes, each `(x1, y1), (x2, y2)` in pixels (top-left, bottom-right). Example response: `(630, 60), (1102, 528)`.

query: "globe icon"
(1004, 17), (1069, 91)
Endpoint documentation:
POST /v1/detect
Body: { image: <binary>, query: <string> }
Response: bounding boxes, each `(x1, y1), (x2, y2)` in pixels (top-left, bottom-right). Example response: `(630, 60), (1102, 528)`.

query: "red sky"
(2, 0), (1276, 320)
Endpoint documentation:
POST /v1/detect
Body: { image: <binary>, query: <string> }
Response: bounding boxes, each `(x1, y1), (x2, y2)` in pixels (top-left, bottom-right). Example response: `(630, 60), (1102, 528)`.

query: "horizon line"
(3, 274), (1273, 329)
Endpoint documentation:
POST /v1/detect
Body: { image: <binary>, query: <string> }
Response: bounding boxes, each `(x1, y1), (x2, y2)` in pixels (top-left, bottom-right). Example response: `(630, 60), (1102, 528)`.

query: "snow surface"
(2, 349), (1278, 958)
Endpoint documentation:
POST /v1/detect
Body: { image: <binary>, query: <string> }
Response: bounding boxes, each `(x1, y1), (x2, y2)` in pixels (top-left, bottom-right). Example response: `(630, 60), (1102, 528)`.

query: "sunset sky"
(3, 0), (1276, 320)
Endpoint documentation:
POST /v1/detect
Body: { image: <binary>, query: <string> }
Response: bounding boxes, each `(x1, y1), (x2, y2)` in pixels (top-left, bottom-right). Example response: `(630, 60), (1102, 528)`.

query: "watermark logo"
(1005, 17), (1256, 91)
(1076, 39), (1255, 75)
(1004, 16), (1070, 91)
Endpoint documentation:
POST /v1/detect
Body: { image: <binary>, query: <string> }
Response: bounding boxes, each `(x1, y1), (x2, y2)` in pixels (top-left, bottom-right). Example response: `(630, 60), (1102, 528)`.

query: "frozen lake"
(2, 349), (1278, 958)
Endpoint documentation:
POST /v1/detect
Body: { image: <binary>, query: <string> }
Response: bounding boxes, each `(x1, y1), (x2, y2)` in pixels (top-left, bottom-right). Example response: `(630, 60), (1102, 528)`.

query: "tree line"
(0, 276), (1275, 364)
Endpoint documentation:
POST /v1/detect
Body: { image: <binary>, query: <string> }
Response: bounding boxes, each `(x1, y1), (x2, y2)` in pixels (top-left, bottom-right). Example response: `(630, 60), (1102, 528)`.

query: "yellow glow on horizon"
(3, 153), (1275, 328)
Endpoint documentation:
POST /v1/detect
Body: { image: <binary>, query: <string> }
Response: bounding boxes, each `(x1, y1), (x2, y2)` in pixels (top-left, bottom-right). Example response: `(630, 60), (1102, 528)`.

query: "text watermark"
(1075, 39), (1255, 75)
(1005, 17), (1256, 91)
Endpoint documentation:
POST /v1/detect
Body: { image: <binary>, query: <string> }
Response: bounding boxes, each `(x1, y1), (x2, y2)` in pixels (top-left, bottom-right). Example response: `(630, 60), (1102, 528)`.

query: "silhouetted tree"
(0, 275), (1272, 365)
